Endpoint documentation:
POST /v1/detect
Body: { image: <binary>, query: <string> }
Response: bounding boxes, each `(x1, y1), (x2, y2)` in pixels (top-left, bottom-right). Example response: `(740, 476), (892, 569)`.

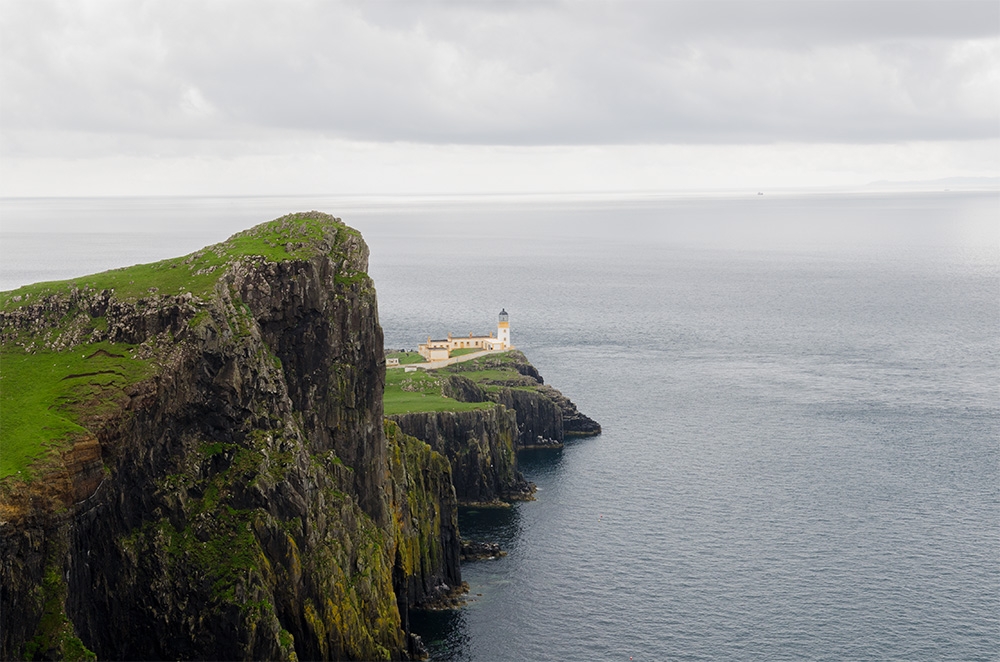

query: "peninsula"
(0, 212), (599, 661)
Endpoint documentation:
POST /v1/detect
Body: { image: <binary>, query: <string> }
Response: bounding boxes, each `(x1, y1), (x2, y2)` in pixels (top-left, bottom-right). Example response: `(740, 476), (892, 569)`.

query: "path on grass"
(392, 347), (513, 371)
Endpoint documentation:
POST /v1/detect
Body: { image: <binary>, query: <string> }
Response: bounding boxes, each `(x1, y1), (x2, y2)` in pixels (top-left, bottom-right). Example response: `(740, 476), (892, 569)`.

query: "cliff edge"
(0, 213), (456, 660)
(386, 351), (601, 504)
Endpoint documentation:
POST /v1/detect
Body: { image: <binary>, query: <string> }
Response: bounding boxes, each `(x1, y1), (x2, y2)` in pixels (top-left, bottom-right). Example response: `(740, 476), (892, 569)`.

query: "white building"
(418, 309), (512, 361)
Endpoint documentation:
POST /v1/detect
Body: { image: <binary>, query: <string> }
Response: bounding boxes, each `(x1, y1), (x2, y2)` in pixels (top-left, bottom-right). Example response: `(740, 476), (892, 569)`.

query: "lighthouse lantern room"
(497, 309), (510, 348)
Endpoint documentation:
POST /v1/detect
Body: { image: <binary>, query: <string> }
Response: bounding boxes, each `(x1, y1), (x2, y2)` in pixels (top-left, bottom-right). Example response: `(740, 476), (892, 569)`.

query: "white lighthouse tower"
(497, 309), (510, 349)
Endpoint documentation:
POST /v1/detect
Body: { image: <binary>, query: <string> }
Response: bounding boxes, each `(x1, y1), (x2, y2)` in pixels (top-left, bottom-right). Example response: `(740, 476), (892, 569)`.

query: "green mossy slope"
(0, 342), (152, 478)
(0, 212), (364, 480)
(0, 214), (360, 309)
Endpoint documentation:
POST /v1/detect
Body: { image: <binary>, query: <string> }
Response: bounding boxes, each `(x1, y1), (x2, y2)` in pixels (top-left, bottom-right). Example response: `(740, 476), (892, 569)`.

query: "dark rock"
(412, 581), (470, 610)
(521, 435), (564, 449)
(442, 374), (487, 403)
(535, 385), (602, 437)
(486, 387), (565, 449)
(1, 213), (458, 661)
(407, 632), (430, 660)
(390, 408), (532, 504)
(460, 540), (507, 561)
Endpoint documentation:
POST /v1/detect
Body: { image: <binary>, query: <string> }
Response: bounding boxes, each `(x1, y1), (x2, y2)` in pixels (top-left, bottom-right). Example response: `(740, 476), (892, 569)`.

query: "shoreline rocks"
(460, 541), (507, 562)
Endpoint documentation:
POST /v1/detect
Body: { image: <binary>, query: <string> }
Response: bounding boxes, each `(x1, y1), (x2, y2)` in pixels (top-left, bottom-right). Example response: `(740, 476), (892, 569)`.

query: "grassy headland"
(382, 350), (541, 416)
(383, 368), (493, 416)
(0, 213), (360, 310)
(440, 351), (539, 390)
(0, 212), (361, 480)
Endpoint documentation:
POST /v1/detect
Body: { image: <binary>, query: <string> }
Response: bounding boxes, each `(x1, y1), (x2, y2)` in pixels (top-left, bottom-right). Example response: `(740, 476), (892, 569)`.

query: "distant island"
(0, 212), (598, 660)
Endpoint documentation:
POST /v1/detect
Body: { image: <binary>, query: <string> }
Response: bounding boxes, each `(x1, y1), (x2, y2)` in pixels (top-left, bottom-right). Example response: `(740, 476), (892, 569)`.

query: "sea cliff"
(0, 212), (598, 660)
(386, 352), (600, 504)
(390, 406), (529, 504)
(0, 213), (455, 660)
(443, 352), (602, 444)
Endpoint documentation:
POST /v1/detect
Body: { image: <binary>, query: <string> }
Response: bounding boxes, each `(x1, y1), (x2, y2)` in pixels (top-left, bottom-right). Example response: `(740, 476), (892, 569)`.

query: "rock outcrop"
(0, 213), (458, 660)
(460, 541), (506, 562)
(485, 387), (565, 449)
(442, 351), (600, 446)
(533, 384), (603, 438)
(390, 407), (532, 504)
(387, 352), (600, 503)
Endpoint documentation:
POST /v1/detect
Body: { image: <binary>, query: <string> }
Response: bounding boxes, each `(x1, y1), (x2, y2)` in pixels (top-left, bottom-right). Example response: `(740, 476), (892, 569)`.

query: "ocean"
(2, 191), (998, 660)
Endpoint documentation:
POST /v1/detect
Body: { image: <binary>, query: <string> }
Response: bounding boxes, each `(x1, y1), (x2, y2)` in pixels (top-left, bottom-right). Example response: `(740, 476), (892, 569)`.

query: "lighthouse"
(497, 309), (510, 348)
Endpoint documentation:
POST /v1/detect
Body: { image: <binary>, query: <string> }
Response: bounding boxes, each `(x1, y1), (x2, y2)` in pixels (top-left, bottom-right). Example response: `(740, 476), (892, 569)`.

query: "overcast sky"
(1, 0), (997, 196)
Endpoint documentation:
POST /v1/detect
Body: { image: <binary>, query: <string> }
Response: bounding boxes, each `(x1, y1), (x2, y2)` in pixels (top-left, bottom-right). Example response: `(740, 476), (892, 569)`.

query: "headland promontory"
(0, 212), (598, 660)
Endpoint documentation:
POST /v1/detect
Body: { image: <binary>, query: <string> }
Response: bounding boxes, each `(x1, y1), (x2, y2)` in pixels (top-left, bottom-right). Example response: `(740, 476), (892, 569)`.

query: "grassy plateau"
(382, 350), (537, 416)
(1, 212), (361, 480)
(383, 368), (494, 416)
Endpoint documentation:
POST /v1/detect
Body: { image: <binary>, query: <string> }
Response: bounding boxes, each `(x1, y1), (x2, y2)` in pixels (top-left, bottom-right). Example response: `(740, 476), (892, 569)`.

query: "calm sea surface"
(2, 192), (998, 660)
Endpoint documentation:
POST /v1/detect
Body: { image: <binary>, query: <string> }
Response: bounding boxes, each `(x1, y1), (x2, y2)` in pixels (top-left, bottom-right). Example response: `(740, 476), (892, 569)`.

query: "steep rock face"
(389, 407), (530, 504)
(387, 352), (601, 503)
(231, 247), (388, 525)
(1, 213), (459, 661)
(481, 383), (603, 447)
(62, 272), (396, 661)
(443, 350), (601, 447)
(485, 388), (565, 448)
(385, 421), (460, 607)
(522, 385), (602, 439)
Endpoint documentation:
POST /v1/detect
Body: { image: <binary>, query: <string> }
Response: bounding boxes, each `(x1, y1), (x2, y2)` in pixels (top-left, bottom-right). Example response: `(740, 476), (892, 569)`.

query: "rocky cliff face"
(438, 351), (600, 448)
(387, 352), (600, 503)
(478, 352), (601, 444)
(0, 213), (457, 660)
(485, 388), (565, 448)
(389, 407), (531, 504)
(385, 421), (461, 607)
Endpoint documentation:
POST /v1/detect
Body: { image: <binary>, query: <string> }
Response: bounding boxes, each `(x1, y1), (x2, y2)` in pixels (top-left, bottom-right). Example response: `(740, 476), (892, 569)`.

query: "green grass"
(383, 368), (493, 416)
(382, 350), (539, 415)
(0, 342), (154, 478)
(0, 212), (360, 478)
(445, 368), (520, 382)
(0, 212), (360, 308)
(386, 351), (426, 365)
(448, 348), (481, 357)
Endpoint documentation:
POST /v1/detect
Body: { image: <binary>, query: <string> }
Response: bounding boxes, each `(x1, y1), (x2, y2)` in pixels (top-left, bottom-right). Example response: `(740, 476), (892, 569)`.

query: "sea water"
(1, 191), (998, 660)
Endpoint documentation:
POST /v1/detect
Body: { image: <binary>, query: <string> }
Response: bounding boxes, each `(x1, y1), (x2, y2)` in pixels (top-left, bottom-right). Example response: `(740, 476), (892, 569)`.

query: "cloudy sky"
(1, 0), (997, 196)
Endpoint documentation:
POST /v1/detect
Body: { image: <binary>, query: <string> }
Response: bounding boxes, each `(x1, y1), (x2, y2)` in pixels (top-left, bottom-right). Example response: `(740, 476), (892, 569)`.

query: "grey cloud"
(356, 1), (999, 44)
(1, 0), (997, 150)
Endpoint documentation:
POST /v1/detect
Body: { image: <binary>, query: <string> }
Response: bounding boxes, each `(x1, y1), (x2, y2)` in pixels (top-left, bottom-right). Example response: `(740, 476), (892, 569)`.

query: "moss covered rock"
(1, 213), (460, 660)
